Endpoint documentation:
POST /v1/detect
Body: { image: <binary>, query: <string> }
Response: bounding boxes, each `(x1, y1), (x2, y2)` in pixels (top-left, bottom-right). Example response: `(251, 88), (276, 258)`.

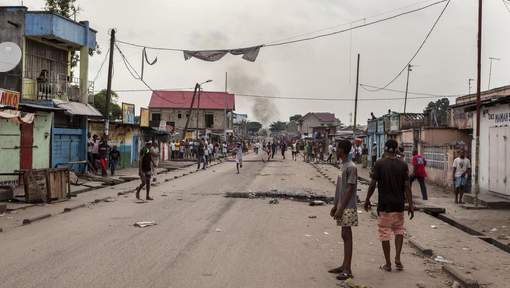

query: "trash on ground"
(430, 225), (438, 229)
(309, 200), (325, 206)
(104, 198), (115, 202)
(490, 228), (498, 232)
(433, 255), (450, 263)
(269, 198), (279, 204)
(177, 198), (183, 200)
(215, 228), (222, 232)
(308, 215), (317, 219)
(134, 221), (157, 228)
(161, 194), (168, 197)
(323, 232), (329, 235)
(304, 234), (312, 237)
(248, 192), (256, 199)
(357, 210), (363, 214)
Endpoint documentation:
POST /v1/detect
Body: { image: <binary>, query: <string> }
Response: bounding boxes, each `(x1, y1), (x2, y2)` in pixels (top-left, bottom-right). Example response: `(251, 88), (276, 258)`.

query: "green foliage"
(269, 121), (288, 132)
(289, 114), (302, 122)
(92, 90), (122, 120)
(246, 121), (263, 134)
(425, 98), (450, 126)
(45, 0), (78, 18)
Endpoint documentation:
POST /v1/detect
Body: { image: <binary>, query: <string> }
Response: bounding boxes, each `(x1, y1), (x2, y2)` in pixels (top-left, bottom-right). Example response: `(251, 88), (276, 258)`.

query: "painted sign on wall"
(140, 107), (149, 127)
(0, 88), (20, 109)
(122, 103), (135, 124)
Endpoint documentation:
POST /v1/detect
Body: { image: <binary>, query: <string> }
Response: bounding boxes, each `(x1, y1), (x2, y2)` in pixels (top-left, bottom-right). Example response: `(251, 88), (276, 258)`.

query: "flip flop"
(395, 262), (404, 271)
(380, 264), (392, 272)
(336, 272), (353, 280)
(328, 266), (344, 274)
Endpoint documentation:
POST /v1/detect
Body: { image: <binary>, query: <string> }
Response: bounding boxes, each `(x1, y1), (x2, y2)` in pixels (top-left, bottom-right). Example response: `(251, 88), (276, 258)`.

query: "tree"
(289, 114), (302, 122)
(269, 121), (287, 132)
(246, 121), (263, 134)
(45, 0), (78, 18)
(425, 98), (449, 127)
(92, 90), (122, 120)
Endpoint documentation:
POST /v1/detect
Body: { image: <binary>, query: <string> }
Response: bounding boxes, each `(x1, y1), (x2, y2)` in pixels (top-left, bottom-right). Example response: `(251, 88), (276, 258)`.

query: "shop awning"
(53, 100), (103, 117)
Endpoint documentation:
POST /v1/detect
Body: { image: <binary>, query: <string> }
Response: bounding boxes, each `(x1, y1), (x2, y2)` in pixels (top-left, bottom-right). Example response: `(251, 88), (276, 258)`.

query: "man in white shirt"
(452, 150), (471, 204)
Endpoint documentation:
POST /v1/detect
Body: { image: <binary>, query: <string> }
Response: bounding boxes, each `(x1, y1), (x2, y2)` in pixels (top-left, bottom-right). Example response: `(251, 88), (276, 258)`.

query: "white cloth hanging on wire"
(183, 45), (262, 62)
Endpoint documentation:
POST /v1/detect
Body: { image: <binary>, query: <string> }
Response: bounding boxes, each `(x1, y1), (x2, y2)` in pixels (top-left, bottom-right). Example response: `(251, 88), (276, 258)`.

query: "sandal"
(336, 272), (354, 280)
(380, 264), (392, 272)
(395, 262), (404, 271)
(328, 266), (344, 274)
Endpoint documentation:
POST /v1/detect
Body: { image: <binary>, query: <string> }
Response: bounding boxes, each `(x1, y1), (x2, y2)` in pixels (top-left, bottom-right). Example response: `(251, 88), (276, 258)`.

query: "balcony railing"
(23, 75), (93, 102)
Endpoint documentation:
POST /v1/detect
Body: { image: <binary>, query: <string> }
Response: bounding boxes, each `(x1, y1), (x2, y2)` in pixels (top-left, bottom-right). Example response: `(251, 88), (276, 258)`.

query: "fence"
(422, 145), (450, 188)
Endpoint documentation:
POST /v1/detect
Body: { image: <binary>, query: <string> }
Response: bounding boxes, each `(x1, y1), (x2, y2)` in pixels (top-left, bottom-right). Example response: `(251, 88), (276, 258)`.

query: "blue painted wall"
(51, 128), (86, 172)
(25, 12), (96, 48)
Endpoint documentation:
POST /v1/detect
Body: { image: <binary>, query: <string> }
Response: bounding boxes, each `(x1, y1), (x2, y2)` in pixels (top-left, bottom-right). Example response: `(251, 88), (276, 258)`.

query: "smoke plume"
(227, 66), (280, 125)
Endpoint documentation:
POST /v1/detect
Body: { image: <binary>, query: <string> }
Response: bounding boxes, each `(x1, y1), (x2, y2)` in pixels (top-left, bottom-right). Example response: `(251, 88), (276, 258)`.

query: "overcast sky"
(6, 0), (510, 125)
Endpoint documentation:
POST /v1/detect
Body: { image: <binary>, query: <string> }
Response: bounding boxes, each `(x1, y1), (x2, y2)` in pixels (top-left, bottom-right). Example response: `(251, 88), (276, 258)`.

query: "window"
(178, 113), (182, 119)
(151, 113), (161, 128)
(186, 114), (189, 118)
(205, 114), (214, 128)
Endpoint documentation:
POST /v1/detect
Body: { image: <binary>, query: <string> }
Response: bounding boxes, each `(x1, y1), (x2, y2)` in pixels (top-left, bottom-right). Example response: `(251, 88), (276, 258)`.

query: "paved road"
(0, 155), (450, 288)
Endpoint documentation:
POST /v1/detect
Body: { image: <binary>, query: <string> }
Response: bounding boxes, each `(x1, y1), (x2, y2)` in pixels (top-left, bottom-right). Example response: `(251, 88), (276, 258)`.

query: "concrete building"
(0, 6), (99, 181)
(299, 112), (338, 137)
(148, 90), (235, 140)
(450, 86), (510, 198)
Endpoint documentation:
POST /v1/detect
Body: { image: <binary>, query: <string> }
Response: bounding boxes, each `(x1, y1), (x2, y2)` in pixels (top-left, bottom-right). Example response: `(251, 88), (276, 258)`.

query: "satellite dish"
(0, 42), (22, 73)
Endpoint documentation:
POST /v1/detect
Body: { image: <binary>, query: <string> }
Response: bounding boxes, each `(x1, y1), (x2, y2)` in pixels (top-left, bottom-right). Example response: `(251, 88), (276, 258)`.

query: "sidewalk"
(312, 161), (510, 287)
(0, 159), (212, 232)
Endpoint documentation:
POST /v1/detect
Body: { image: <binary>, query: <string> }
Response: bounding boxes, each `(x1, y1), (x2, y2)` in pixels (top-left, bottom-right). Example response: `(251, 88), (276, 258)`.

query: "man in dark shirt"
(98, 138), (109, 177)
(197, 139), (206, 170)
(136, 141), (154, 200)
(364, 139), (414, 272)
(109, 145), (121, 176)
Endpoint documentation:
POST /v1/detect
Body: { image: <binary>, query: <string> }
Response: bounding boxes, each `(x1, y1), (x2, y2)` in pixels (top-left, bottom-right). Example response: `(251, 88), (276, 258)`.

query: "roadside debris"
(134, 221), (157, 228)
(433, 255), (450, 263)
(308, 215), (317, 219)
(248, 192), (256, 199)
(269, 198), (279, 204)
(309, 200), (325, 206)
(323, 232), (329, 235)
(215, 228), (222, 232)
(304, 234), (312, 237)
(490, 228), (498, 233)
(430, 225), (438, 229)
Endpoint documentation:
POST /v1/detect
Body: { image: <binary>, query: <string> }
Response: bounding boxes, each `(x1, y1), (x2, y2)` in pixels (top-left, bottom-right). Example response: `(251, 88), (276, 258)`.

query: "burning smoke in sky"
(227, 66), (280, 125)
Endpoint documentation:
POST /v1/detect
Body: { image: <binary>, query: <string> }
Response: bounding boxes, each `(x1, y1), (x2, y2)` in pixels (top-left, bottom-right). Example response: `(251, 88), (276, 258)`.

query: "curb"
(22, 213), (52, 225)
(442, 264), (479, 288)
(63, 203), (86, 213)
(407, 237), (433, 256)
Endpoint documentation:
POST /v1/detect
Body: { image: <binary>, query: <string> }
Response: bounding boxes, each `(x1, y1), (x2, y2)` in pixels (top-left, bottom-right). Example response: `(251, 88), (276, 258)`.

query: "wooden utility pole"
(404, 64), (412, 115)
(182, 83), (200, 139)
(474, 0), (482, 206)
(353, 54), (360, 136)
(224, 72), (228, 141)
(196, 86), (201, 139)
(104, 29), (115, 139)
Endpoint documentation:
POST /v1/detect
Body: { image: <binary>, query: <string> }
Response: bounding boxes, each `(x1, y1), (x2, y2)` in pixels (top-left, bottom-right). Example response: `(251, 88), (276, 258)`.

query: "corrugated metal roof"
(53, 99), (103, 117)
(149, 90), (235, 110)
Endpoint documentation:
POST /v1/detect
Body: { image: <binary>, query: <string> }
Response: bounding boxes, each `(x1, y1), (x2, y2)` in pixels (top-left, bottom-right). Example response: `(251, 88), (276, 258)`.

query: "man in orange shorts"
(364, 139), (414, 272)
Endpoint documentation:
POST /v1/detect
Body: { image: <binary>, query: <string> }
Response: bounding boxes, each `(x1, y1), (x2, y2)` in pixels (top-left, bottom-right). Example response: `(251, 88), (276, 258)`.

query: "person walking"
(327, 142), (333, 163)
(364, 139), (414, 272)
(371, 142), (377, 169)
(271, 142), (277, 159)
(135, 141), (154, 201)
(280, 141), (287, 159)
(197, 140), (205, 170)
(98, 138), (109, 177)
(235, 142), (243, 174)
(453, 150), (471, 204)
(329, 140), (358, 280)
(361, 144), (369, 168)
(150, 141), (160, 182)
(109, 145), (121, 176)
(291, 140), (298, 161)
(410, 149), (428, 200)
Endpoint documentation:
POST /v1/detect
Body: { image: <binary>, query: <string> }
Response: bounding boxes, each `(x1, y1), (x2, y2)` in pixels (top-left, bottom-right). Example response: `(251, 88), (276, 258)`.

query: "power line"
(92, 47), (110, 83)
(359, 83), (460, 97)
(224, 92), (455, 101)
(116, 0), (447, 51)
(363, 0), (451, 92)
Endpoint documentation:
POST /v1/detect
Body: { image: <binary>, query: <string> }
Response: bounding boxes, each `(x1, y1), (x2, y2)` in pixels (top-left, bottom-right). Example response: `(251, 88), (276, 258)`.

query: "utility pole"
(487, 57), (500, 90)
(224, 72), (228, 141)
(474, 0), (482, 207)
(468, 78), (474, 95)
(196, 86), (201, 139)
(182, 83), (200, 139)
(104, 28), (115, 139)
(403, 64), (412, 115)
(353, 53), (360, 137)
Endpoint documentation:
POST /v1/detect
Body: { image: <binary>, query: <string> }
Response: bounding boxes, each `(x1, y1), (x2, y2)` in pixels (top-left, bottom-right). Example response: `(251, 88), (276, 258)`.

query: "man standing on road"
(364, 139), (414, 272)
(109, 145), (120, 176)
(361, 144), (369, 168)
(371, 142), (377, 169)
(271, 141), (277, 159)
(453, 150), (471, 204)
(98, 137), (109, 177)
(329, 139), (358, 281)
(281, 141), (287, 159)
(410, 149), (428, 200)
(150, 141), (160, 183)
(291, 140), (298, 161)
(135, 141), (154, 201)
(197, 140), (206, 170)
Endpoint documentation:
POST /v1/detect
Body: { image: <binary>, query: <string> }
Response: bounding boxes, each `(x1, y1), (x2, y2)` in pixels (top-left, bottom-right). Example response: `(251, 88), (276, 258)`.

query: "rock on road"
(0, 154), (450, 288)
